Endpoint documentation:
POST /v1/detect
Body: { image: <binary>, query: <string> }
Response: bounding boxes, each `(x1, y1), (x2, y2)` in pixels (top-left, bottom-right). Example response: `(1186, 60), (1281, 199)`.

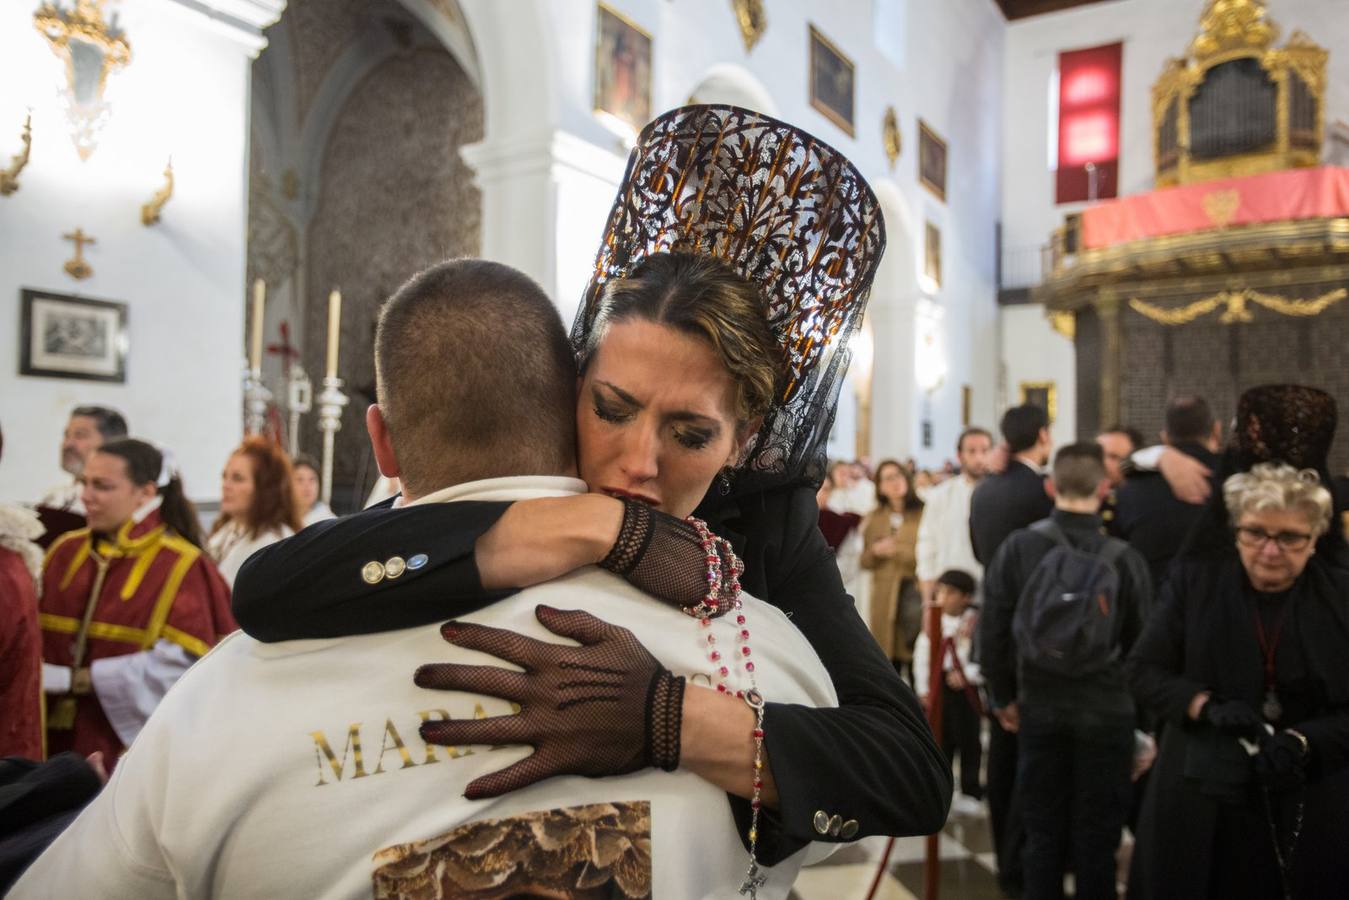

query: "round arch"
(684, 64), (779, 116)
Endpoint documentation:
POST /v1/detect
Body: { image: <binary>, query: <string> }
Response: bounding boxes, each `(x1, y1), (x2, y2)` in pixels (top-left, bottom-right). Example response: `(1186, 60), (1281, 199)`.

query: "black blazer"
(233, 484), (951, 863)
(969, 459), (1053, 566)
(1112, 443), (1219, 589)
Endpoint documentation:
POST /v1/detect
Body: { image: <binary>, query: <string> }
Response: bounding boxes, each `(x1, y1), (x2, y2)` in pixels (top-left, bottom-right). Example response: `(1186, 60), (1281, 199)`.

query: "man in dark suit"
(971, 405), (1054, 567)
(969, 403), (1053, 897)
(1113, 395), (1222, 590)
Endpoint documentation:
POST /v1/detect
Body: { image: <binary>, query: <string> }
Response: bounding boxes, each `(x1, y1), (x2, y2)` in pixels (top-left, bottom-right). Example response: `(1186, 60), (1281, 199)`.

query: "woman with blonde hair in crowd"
(860, 459), (925, 669)
(209, 436), (302, 586)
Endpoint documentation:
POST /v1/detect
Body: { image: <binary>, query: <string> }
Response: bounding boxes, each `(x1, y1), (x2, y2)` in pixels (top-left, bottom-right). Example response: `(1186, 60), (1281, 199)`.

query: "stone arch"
(248, 0), (488, 506)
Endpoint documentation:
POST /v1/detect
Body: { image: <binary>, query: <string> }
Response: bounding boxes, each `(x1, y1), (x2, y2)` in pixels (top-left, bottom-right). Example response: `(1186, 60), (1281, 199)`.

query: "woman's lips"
(601, 487), (660, 507)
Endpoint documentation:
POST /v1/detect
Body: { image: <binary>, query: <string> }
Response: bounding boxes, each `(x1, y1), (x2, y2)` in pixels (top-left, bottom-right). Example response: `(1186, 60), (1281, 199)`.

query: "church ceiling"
(996, 0), (1118, 19)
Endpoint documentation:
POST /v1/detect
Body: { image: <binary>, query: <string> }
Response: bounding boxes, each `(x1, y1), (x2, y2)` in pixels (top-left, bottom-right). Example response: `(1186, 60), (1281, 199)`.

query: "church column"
(867, 293), (919, 459)
(461, 130), (626, 319)
(1095, 289), (1123, 428)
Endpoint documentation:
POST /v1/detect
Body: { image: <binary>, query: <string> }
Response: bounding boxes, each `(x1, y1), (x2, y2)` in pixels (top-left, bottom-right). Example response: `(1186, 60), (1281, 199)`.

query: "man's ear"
(1045, 479), (1059, 501)
(366, 405), (401, 479)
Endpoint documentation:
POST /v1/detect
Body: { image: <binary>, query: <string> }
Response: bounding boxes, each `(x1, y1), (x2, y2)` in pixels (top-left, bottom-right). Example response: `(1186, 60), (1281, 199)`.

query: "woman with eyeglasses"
(1126, 386), (1349, 900)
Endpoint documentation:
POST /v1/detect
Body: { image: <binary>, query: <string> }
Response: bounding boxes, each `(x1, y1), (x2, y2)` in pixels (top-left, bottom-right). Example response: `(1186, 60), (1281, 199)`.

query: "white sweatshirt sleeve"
(8, 743), (177, 899)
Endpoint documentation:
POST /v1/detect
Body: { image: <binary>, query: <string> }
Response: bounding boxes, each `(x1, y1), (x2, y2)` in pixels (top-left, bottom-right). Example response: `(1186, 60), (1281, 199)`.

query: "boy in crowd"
(913, 568), (984, 816)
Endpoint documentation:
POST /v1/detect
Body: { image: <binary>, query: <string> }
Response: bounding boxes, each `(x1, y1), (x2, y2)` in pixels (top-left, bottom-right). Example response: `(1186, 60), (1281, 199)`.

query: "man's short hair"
(1165, 395), (1215, 445)
(936, 569), (977, 596)
(956, 427), (992, 454)
(1099, 424), (1145, 452)
(1052, 442), (1106, 499)
(71, 405), (128, 439)
(1000, 404), (1048, 454)
(374, 259), (577, 496)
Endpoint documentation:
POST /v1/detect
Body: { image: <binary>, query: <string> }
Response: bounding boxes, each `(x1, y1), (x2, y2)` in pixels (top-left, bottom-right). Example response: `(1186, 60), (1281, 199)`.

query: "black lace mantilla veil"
(1180, 384), (1347, 563)
(571, 104), (887, 495)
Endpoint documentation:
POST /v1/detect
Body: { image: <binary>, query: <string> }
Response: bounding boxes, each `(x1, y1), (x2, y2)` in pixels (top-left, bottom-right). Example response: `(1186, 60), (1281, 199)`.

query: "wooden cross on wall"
(62, 228), (95, 280)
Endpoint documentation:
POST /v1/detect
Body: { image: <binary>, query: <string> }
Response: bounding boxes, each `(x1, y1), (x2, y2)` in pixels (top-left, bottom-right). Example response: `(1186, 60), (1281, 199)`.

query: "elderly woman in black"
(1126, 385), (1349, 900)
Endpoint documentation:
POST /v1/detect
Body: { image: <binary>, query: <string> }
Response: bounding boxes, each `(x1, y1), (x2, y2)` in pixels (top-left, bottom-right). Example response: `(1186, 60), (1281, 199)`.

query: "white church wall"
(496, 0), (1006, 468)
(0, 0), (277, 504)
(999, 303), (1077, 447)
(1001, 0), (1349, 275)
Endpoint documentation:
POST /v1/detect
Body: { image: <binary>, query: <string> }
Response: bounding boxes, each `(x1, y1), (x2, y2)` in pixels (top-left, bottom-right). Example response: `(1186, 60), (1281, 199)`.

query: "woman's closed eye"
(673, 428), (714, 450)
(593, 399), (633, 424)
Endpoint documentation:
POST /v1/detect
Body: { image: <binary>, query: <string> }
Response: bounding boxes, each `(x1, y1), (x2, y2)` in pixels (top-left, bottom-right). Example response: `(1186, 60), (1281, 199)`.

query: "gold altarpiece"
(1034, 0), (1349, 471)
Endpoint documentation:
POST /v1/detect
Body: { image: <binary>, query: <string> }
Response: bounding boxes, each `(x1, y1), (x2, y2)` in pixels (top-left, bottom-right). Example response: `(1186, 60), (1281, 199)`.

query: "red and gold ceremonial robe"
(0, 546), (43, 759)
(40, 510), (235, 766)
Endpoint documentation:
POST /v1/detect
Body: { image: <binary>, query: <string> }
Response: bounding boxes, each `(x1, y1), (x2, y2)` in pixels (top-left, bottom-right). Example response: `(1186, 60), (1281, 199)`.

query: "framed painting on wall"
(594, 3), (652, 131)
(918, 119), (947, 202)
(924, 221), (942, 288)
(808, 25), (854, 137)
(20, 289), (128, 383)
(1020, 380), (1058, 424)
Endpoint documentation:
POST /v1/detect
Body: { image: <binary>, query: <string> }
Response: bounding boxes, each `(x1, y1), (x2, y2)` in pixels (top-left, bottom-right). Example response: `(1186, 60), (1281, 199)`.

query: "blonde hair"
(1223, 462), (1333, 538)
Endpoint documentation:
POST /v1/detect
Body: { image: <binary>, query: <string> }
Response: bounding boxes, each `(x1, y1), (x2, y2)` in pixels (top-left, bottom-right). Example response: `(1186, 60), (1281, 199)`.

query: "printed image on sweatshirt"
(372, 801), (652, 899)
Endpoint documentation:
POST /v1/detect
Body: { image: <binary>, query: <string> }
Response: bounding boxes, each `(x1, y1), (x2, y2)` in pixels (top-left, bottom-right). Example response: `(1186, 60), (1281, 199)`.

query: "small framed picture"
(20, 289), (128, 383)
(918, 119), (947, 202)
(809, 25), (854, 137)
(924, 221), (942, 288)
(594, 3), (652, 131)
(1019, 381), (1058, 424)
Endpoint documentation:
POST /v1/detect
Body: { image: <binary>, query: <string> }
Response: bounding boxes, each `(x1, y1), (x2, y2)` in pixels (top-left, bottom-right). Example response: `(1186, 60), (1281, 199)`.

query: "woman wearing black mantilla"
(1126, 385), (1349, 900)
(233, 105), (951, 865)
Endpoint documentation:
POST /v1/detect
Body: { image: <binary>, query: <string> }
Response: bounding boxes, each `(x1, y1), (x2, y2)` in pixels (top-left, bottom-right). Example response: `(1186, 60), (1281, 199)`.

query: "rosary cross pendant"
(739, 864), (767, 897)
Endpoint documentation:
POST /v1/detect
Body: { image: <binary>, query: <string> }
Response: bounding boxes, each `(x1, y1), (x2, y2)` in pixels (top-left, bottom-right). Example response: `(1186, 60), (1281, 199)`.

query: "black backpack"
(1012, 520), (1128, 678)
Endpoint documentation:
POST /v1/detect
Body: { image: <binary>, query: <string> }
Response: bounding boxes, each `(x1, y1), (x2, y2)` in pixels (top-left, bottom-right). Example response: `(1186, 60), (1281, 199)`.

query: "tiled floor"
(790, 804), (1006, 900)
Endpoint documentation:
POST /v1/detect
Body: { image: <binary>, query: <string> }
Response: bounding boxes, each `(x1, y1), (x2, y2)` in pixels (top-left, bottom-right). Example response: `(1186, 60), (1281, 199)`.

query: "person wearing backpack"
(978, 442), (1152, 900)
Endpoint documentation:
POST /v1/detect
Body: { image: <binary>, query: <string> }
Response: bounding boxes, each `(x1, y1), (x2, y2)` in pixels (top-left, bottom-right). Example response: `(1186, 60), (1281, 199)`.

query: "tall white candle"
(325, 289), (342, 378)
(250, 279), (265, 373)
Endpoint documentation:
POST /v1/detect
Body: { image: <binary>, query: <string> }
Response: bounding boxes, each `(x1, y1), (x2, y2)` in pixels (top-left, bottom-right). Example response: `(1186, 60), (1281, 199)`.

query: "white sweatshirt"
(14, 476), (837, 900)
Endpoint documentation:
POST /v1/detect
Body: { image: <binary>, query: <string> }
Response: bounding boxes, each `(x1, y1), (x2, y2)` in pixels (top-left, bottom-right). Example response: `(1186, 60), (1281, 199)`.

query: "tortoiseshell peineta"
(574, 104), (886, 493)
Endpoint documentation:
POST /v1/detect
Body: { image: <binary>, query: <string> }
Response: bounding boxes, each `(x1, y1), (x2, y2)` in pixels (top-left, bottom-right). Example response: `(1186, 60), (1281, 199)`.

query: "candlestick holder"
(316, 374), (349, 506)
(286, 362), (313, 458)
(244, 366), (273, 436)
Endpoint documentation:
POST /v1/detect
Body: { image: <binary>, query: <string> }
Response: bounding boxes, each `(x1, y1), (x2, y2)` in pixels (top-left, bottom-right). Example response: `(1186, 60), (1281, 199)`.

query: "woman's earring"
(718, 467), (734, 496)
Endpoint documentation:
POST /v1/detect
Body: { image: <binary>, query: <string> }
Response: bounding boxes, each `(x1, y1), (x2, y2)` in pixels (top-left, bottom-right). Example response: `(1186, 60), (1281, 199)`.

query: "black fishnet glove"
(414, 604), (685, 799)
(1203, 698), (1266, 738)
(1254, 732), (1309, 791)
(598, 498), (739, 617)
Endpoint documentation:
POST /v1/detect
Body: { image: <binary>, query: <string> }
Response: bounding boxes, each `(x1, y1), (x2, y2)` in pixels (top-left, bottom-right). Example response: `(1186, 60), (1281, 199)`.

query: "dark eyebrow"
(596, 381), (723, 430)
(596, 381), (642, 407)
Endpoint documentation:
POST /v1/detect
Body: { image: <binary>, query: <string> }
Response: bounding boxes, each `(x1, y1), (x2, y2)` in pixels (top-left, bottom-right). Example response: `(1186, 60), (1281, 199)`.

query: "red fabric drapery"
(1081, 166), (1349, 248)
(1057, 43), (1122, 205)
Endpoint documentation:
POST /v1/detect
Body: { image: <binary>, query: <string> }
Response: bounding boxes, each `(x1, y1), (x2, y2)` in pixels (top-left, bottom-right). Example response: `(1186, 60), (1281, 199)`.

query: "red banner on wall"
(1081, 166), (1349, 248)
(1057, 42), (1122, 205)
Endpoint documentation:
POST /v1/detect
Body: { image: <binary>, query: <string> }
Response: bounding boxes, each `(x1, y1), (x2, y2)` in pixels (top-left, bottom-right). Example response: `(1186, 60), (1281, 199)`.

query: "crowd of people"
(0, 102), (1345, 900)
(817, 392), (1349, 899)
